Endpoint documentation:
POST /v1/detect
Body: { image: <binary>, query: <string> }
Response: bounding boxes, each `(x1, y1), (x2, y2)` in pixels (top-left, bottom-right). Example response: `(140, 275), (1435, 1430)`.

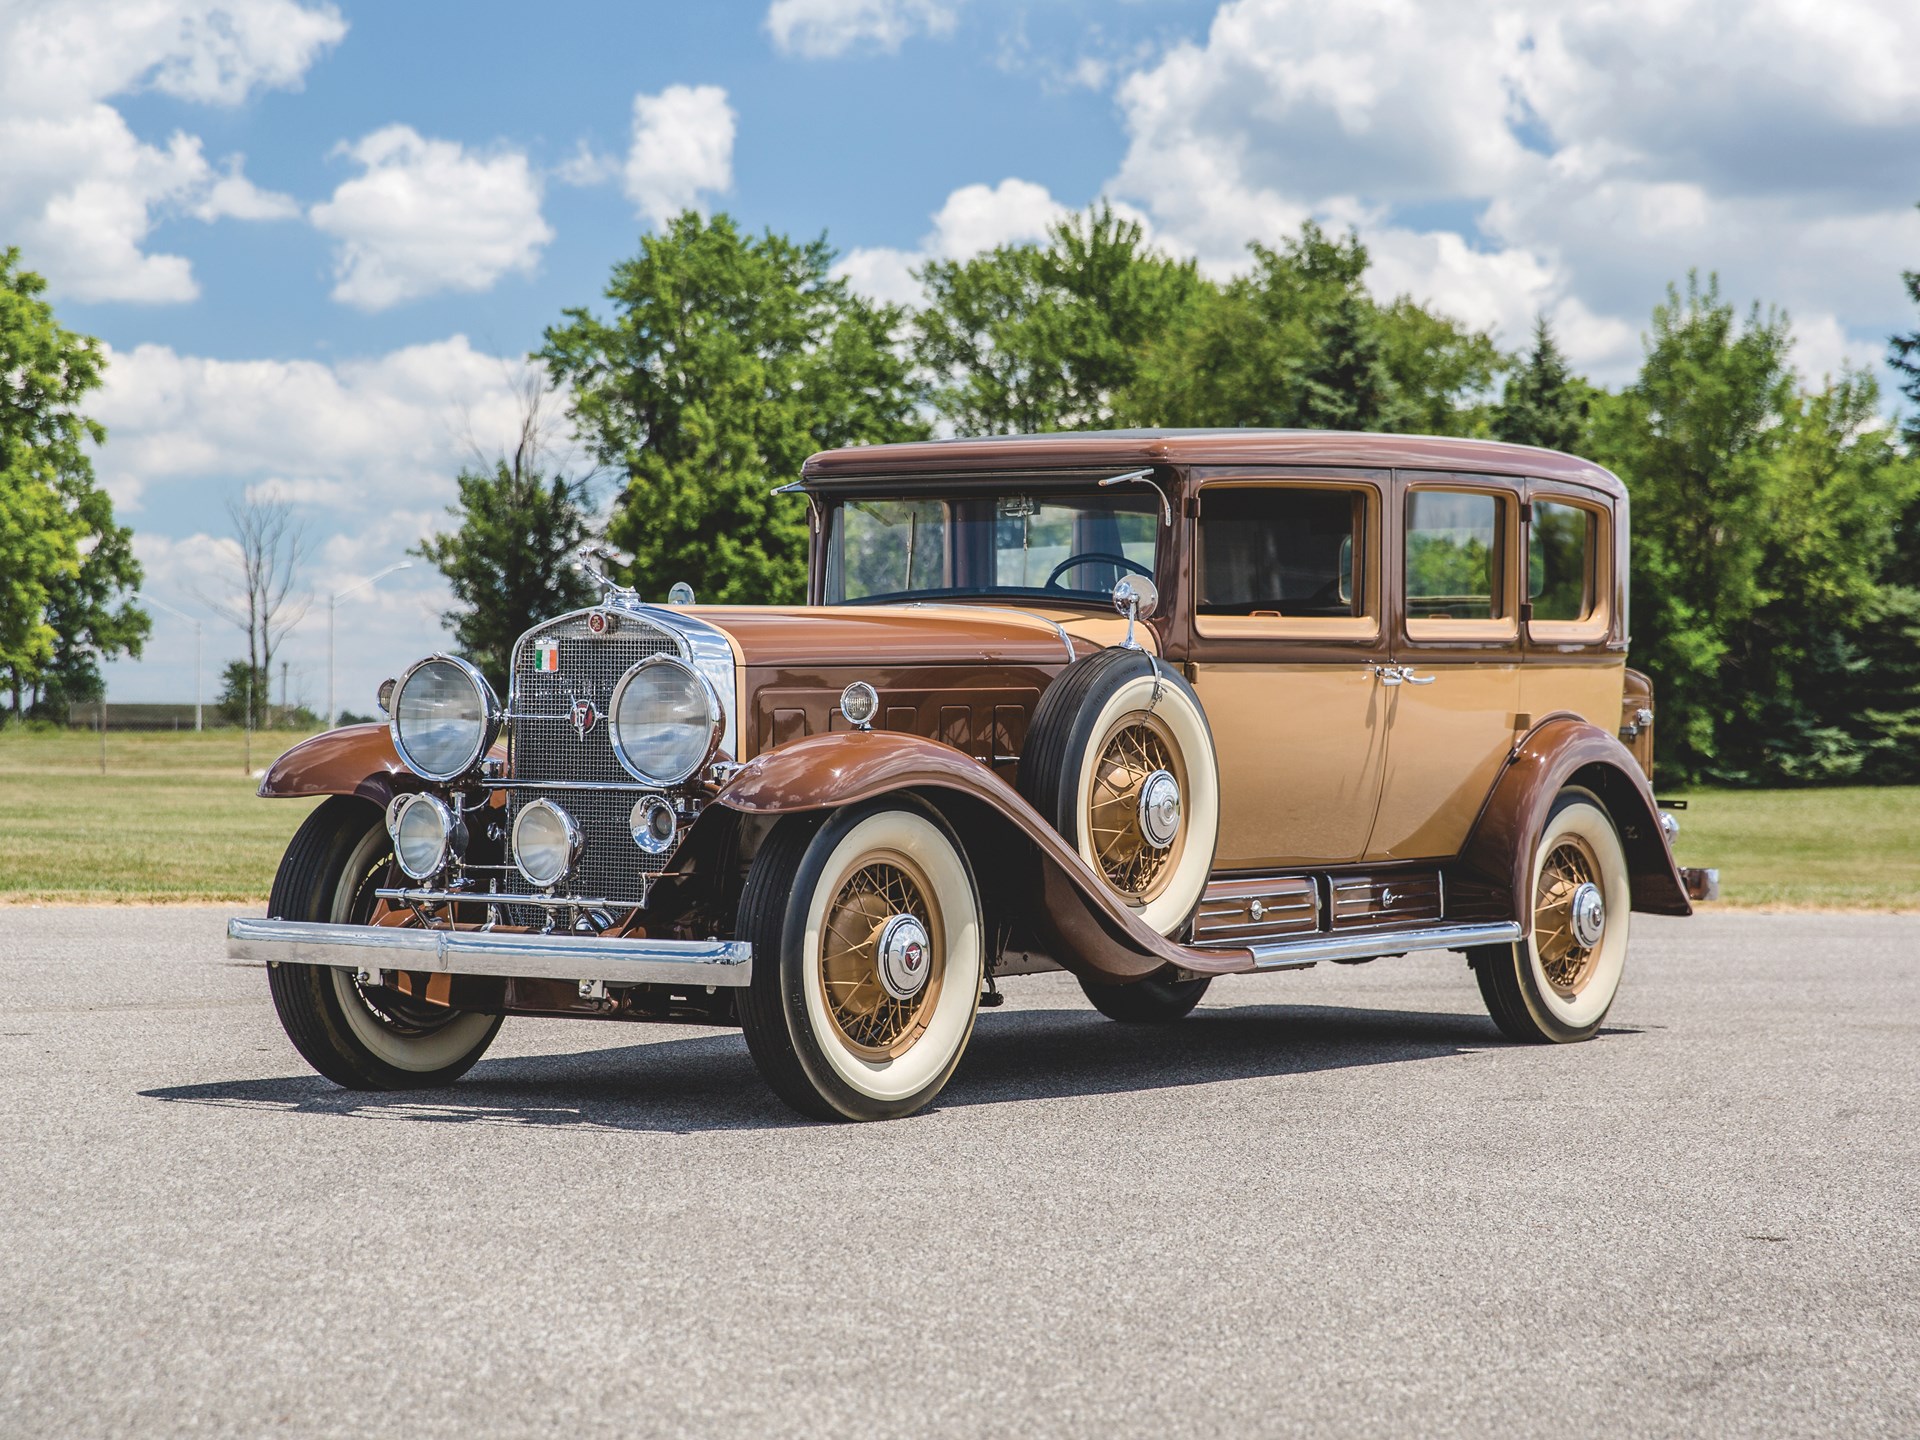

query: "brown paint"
(1459, 717), (1691, 918)
(257, 723), (412, 806)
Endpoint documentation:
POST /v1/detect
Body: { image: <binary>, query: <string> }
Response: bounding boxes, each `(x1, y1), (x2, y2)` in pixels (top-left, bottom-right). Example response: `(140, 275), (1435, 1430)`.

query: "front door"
(1182, 473), (1392, 868)
(1368, 477), (1523, 861)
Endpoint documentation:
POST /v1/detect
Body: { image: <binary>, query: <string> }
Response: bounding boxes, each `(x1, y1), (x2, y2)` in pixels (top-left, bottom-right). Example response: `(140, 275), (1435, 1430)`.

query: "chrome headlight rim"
(607, 654), (725, 787)
(511, 798), (585, 889)
(388, 654), (502, 783)
(386, 791), (455, 881)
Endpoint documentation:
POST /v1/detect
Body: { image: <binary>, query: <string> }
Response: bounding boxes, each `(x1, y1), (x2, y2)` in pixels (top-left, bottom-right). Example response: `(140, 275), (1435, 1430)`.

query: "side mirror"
(1112, 575), (1158, 621)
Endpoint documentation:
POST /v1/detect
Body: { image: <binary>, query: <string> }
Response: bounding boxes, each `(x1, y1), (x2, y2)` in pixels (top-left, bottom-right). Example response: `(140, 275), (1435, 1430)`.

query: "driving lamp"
(389, 655), (500, 781)
(512, 799), (584, 889)
(386, 792), (459, 881)
(609, 656), (722, 786)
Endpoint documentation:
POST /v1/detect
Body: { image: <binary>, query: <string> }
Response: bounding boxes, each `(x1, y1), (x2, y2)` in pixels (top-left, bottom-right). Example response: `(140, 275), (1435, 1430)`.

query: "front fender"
(716, 732), (1252, 981)
(258, 724), (413, 807)
(1460, 717), (1692, 919)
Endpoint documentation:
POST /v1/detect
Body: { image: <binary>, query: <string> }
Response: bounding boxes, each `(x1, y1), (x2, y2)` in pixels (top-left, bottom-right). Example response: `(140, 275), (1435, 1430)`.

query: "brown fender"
(257, 723), (416, 808)
(1461, 716), (1692, 920)
(716, 731), (1255, 981)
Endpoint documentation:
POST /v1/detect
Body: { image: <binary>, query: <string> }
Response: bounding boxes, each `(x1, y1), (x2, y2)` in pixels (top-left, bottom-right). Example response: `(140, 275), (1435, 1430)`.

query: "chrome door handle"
(1371, 665), (1403, 686)
(1399, 668), (1436, 685)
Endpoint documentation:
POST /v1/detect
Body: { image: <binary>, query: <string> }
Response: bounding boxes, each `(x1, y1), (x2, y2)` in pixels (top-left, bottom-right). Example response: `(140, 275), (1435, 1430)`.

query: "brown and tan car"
(229, 430), (1715, 1121)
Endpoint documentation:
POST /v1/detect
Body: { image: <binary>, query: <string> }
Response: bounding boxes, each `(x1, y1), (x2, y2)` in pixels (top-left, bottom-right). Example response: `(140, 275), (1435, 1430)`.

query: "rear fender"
(716, 731), (1250, 981)
(1460, 717), (1691, 920)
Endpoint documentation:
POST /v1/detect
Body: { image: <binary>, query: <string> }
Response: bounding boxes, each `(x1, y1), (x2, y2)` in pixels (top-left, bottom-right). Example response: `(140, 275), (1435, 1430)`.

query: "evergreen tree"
(542, 212), (925, 606)
(1890, 202), (1920, 446)
(1494, 316), (1588, 452)
(1585, 274), (1794, 781)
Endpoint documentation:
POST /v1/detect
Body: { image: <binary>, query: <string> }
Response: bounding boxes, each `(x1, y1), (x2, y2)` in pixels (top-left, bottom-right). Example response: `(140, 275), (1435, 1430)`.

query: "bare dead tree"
(197, 494), (310, 726)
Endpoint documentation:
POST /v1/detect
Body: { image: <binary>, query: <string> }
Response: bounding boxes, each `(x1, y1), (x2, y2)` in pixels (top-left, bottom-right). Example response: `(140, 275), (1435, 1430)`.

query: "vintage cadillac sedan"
(229, 431), (1712, 1121)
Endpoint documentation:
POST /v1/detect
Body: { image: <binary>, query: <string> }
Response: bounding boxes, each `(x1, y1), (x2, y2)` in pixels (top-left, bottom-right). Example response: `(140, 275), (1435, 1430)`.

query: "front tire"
(265, 795), (502, 1089)
(736, 800), (984, 1121)
(1472, 787), (1631, 1043)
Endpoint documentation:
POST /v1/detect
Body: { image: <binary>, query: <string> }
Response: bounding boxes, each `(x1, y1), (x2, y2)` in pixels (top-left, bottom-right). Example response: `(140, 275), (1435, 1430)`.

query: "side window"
(1198, 487), (1366, 618)
(1406, 490), (1504, 621)
(1529, 501), (1594, 622)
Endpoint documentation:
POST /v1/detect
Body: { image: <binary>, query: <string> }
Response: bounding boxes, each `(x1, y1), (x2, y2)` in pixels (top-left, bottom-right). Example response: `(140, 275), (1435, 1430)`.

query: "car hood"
(683, 605), (1084, 668)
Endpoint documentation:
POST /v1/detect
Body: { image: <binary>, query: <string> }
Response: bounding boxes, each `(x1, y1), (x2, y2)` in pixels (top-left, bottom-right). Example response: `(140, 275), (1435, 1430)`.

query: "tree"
(1493, 316), (1588, 452)
(913, 203), (1207, 434)
(414, 377), (598, 691)
(1585, 274), (1795, 781)
(199, 495), (308, 729)
(1122, 222), (1499, 433)
(216, 660), (266, 727)
(1890, 201), (1920, 446)
(541, 212), (926, 605)
(0, 247), (146, 718)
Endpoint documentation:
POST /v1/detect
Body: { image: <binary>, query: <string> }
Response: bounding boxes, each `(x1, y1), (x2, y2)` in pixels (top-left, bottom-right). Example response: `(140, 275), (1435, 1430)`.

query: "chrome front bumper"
(226, 917), (752, 988)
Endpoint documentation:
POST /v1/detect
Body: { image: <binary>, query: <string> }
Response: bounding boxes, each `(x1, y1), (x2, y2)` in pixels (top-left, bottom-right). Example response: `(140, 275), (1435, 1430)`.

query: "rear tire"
(1077, 972), (1211, 1024)
(265, 796), (502, 1089)
(1472, 787), (1631, 1043)
(736, 800), (984, 1121)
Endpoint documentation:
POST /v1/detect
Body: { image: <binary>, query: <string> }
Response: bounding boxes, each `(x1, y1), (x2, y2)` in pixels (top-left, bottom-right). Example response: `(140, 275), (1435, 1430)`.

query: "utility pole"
(133, 591), (204, 731)
(281, 660), (288, 728)
(328, 561), (411, 728)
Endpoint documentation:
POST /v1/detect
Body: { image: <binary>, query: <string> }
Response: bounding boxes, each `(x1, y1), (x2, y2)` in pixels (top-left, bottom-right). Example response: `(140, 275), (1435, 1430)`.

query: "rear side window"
(1406, 491), (1502, 621)
(1197, 488), (1364, 618)
(1529, 501), (1593, 622)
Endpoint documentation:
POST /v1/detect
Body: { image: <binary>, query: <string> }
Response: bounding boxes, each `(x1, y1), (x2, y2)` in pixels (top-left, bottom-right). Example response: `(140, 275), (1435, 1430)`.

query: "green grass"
(0, 728), (323, 903)
(1667, 786), (1920, 912)
(0, 730), (1913, 909)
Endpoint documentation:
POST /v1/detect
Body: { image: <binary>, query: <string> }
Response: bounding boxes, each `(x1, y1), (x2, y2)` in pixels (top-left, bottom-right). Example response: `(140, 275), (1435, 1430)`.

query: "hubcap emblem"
(875, 914), (933, 1001)
(1569, 882), (1606, 949)
(1137, 769), (1182, 850)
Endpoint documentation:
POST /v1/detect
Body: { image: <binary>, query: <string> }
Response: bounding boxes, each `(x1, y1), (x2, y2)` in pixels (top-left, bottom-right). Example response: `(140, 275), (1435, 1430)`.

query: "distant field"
(1667, 786), (1918, 912)
(0, 728), (322, 903)
(0, 730), (1912, 908)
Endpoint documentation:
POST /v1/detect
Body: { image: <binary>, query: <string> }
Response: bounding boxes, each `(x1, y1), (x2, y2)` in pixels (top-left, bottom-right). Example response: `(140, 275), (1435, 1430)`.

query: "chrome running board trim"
(226, 917), (752, 987)
(1217, 921), (1524, 971)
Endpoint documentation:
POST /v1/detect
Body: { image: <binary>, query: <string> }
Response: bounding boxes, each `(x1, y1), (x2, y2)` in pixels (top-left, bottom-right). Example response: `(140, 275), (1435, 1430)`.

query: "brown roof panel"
(800, 428), (1625, 498)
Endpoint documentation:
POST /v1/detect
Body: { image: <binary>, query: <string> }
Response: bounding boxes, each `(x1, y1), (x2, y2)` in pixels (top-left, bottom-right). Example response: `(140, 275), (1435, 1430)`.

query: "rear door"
(1367, 474), (1523, 861)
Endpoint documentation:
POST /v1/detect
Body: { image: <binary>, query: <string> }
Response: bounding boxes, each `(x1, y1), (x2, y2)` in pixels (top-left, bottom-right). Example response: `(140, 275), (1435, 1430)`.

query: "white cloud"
(835, 178), (1072, 306)
(309, 126), (554, 310)
(93, 336), (564, 707)
(0, 0), (343, 302)
(623, 84), (736, 226)
(1105, 0), (1920, 382)
(766, 0), (960, 58)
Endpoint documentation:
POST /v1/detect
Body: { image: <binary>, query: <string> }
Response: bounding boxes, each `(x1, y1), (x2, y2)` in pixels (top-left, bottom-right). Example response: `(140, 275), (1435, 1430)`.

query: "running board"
(1199, 921), (1524, 972)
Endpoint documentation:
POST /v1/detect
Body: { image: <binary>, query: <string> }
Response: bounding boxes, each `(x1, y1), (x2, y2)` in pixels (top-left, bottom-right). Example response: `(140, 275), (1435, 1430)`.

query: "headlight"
(386, 792), (457, 881)
(389, 656), (500, 781)
(512, 798), (583, 888)
(609, 656), (723, 786)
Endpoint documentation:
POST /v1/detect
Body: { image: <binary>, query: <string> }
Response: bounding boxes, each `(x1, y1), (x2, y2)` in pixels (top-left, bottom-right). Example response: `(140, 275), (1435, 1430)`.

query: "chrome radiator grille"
(499, 612), (685, 914)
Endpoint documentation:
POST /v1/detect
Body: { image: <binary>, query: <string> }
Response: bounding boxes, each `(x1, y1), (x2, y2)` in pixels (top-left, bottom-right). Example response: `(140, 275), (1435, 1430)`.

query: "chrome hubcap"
(1569, 882), (1606, 950)
(1137, 769), (1181, 851)
(875, 913), (933, 1001)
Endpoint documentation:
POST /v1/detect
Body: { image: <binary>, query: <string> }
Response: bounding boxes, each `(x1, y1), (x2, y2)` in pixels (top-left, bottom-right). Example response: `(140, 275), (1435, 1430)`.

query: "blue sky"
(3, 0), (1915, 711)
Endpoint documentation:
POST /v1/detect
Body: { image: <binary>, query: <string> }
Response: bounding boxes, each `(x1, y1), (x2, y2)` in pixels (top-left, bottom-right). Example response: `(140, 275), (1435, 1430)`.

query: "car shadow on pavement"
(140, 1002), (1636, 1135)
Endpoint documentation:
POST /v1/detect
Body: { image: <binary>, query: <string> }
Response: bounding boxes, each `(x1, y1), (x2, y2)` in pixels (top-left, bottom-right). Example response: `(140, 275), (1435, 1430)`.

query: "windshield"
(822, 489), (1160, 605)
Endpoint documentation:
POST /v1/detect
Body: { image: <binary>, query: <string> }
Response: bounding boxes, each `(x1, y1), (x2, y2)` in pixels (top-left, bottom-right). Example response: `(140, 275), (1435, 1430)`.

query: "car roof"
(800, 428), (1626, 499)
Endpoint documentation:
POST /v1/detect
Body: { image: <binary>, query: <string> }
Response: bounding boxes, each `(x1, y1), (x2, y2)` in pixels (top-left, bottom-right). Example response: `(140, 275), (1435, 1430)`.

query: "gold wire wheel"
(1086, 711), (1187, 904)
(816, 853), (945, 1060)
(1534, 836), (1603, 995)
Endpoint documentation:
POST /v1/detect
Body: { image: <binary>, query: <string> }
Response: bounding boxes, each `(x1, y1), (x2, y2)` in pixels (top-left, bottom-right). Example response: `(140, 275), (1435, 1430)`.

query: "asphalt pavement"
(1, 905), (1916, 1437)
